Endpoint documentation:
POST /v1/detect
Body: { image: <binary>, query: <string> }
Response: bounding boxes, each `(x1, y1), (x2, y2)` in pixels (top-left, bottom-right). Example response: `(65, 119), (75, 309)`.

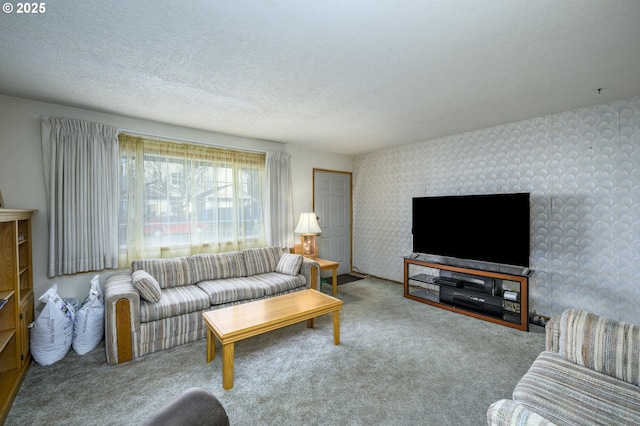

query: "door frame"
(312, 168), (353, 273)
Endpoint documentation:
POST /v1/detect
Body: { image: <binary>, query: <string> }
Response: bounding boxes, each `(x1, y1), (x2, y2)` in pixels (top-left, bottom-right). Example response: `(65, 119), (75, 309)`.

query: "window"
(118, 134), (266, 267)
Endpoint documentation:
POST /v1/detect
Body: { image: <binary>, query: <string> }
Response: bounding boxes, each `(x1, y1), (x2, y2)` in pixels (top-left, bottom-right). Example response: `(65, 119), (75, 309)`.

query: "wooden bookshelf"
(0, 209), (35, 424)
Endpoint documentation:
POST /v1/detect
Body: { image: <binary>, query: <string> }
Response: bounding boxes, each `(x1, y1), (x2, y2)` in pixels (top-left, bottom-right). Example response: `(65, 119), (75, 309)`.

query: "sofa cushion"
(559, 308), (640, 386)
(513, 351), (640, 426)
(243, 247), (282, 276)
(275, 253), (303, 276)
(139, 285), (211, 323)
(246, 272), (307, 296)
(137, 311), (207, 358)
(132, 257), (194, 288)
(132, 270), (162, 303)
(196, 277), (266, 305)
(190, 251), (247, 282)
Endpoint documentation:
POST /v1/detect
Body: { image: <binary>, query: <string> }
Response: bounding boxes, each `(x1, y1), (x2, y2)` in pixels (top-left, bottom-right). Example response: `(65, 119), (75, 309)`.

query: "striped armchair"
(487, 309), (640, 426)
(104, 247), (319, 364)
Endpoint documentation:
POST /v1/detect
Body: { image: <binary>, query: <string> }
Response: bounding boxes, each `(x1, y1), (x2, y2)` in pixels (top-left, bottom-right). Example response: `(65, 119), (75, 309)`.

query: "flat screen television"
(412, 193), (530, 267)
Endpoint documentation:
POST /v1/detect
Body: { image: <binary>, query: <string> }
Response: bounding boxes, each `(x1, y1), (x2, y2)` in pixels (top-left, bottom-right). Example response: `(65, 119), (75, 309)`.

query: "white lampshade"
(294, 212), (322, 234)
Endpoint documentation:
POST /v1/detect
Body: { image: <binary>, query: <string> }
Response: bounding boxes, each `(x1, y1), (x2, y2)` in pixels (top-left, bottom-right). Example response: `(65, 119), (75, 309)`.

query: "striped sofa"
(104, 247), (319, 365)
(487, 309), (640, 425)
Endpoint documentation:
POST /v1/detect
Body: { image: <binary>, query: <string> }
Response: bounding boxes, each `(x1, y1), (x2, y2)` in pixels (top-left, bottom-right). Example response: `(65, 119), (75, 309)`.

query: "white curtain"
(41, 117), (120, 277)
(265, 151), (295, 248)
(118, 135), (267, 267)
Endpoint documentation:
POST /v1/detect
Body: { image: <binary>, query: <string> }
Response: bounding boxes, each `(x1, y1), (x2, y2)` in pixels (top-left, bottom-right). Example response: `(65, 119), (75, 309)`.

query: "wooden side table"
(314, 258), (339, 296)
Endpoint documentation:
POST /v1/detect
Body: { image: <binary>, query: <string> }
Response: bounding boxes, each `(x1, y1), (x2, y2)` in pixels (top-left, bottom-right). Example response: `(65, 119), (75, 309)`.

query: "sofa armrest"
(301, 257), (320, 290)
(544, 314), (560, 353)
(487, 399), (557, 426)
(104, 271), (140, 364)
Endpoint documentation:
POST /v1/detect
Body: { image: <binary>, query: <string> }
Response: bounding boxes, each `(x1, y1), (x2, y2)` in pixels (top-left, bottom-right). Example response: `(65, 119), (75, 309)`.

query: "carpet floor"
(6, 277), (544, 425)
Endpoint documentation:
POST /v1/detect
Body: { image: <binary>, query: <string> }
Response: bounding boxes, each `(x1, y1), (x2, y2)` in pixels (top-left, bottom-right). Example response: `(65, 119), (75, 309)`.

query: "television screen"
(412, 193), (530, 267)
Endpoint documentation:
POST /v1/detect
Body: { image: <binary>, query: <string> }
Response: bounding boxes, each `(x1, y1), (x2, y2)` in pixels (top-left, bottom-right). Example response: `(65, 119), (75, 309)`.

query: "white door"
(313, 169), (351, 275)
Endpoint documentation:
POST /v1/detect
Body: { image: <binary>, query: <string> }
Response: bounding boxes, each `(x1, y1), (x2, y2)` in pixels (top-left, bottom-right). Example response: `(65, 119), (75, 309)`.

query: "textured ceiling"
(1, 1), (640, 155)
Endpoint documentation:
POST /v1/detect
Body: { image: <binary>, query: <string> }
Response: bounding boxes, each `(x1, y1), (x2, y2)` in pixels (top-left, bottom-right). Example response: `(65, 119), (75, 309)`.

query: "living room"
(1, 1), (639, 424)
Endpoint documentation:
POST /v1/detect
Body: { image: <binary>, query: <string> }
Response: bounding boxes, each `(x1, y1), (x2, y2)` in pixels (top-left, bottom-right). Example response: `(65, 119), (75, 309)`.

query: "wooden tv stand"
(404, 257), (529, 331)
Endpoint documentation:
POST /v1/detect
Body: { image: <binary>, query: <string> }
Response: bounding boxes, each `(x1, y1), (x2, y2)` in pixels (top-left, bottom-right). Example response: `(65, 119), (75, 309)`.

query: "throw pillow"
(132, 269), (162, 303)
(275, 253), (303, 276)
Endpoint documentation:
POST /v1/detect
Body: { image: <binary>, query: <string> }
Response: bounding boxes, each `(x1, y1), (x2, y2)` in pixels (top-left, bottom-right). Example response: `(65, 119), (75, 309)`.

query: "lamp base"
(300, 234), (318, 258)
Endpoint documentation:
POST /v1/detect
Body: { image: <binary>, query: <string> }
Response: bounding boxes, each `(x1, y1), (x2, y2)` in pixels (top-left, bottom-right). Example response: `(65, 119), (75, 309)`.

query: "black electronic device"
(439, 269), (500, 295)
(433, 277), (464, 288)
(411, 193), (530, 267)
(439, 286), (503, 317)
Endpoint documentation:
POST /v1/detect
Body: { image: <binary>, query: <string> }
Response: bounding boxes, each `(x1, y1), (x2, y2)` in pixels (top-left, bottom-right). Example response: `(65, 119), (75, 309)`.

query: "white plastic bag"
(87, 274), (104, 303)
(30, 284), (75, 366)
(72, 275), (105, 355)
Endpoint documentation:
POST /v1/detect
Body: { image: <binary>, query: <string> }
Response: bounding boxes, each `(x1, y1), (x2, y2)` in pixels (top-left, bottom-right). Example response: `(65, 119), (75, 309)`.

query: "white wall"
(0, 95), (352, 306)
(353, 96), (640, 324)
(286, 143), (354, 221)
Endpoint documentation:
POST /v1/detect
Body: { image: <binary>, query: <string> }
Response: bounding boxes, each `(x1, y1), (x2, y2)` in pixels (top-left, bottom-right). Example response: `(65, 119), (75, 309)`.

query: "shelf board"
(18, 290), (33, 305)
(0, 369), (18, 395)
(0, 329), (15, 353)
(408, 273), (436, 284)
(0, 290), (14, 301)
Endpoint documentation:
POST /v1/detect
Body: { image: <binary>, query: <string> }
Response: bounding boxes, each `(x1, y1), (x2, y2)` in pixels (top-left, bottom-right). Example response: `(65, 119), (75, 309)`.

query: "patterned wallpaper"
(353, 96), (640, 324)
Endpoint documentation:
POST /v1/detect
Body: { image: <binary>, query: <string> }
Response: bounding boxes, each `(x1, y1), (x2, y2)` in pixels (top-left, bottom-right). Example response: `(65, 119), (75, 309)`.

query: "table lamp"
(294, 212), (322, 258)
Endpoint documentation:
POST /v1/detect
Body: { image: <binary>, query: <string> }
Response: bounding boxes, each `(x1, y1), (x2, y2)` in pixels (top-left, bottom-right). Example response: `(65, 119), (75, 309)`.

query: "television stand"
(404, 257), (529, 331)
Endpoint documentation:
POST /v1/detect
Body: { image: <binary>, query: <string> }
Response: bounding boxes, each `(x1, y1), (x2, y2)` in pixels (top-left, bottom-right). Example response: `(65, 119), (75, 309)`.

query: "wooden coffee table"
(203, 289), (343, 389)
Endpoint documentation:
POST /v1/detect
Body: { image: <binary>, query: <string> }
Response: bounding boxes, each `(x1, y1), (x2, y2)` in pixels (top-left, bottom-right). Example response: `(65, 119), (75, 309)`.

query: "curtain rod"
(118, 128), (269, 154)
